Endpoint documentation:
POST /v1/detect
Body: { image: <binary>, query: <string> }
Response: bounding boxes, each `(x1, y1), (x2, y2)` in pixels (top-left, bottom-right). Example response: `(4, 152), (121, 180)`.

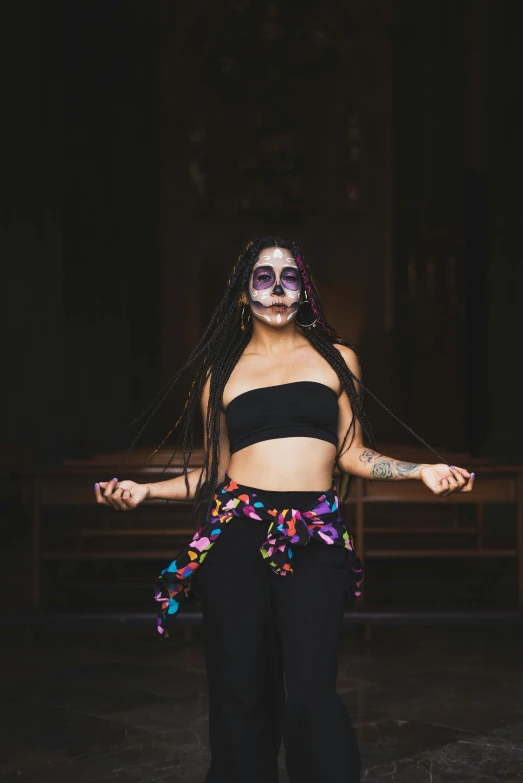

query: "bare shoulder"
(332, 343), (361, 376)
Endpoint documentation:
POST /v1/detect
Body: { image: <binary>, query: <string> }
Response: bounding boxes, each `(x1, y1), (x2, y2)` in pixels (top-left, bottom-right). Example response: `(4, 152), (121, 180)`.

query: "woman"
(94, 236), (474, 783)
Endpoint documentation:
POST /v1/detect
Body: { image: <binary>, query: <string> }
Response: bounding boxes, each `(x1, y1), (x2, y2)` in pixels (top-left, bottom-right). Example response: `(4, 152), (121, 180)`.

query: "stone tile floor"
(0, 624), (522, 782)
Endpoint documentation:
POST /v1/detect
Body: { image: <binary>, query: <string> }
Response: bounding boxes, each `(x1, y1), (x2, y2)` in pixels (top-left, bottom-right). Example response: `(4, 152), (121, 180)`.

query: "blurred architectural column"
(3, 1), (65, 464)
(464, 0), (488, 455)
(483, 1), (523, 460)
(392, 0), (469, 453)
(356, 0), (403, 444)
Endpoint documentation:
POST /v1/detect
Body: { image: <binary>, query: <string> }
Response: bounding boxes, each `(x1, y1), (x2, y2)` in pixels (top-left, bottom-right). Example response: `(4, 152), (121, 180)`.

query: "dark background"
(2, 7), (523, 779)
(3, 0), (522, 471)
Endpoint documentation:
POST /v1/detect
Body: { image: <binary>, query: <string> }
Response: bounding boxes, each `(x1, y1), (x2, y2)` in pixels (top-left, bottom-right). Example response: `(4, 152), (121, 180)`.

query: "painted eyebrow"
(253, 264), (299, 274)
(252, 263), (299, 275)
(253, 264), (298, 273)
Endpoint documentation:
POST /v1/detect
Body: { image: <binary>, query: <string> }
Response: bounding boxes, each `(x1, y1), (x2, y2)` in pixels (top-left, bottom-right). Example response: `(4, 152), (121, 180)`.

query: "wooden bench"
(21, 446), (523, 612)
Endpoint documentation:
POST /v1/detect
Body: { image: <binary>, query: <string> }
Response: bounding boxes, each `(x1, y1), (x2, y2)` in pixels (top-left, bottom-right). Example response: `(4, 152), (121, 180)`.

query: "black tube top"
(225, 381), (339, 455)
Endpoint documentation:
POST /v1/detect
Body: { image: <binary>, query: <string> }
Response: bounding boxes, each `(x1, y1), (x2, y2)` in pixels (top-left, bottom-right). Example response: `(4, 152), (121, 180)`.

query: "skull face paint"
(248, 247), (302, 326)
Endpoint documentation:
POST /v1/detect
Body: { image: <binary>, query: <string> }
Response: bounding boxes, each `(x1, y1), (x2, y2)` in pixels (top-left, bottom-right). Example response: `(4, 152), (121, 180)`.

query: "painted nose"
(272, 283), (284, 296)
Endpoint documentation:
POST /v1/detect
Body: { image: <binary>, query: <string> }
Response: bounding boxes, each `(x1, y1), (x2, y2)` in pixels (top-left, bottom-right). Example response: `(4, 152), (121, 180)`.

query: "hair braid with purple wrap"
(293, 252), (340, 338)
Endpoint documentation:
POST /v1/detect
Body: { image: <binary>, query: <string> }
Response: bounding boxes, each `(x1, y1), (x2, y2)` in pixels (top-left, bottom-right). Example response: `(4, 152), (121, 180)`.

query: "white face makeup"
(248, 246), (302, 327)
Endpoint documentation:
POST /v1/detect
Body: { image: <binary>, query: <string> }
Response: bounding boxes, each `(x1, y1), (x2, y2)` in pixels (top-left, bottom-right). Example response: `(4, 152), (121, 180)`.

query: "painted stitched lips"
(250, 298), (300, 323)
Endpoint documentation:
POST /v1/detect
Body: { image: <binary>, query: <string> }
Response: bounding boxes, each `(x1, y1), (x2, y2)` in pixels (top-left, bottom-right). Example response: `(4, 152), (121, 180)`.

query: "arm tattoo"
(370, 459), (394, 479)
(359, 449), (381, 464)
(357, 450), (421, 480)
(394, 461), (421, 477)
(370, 459), (421, 480)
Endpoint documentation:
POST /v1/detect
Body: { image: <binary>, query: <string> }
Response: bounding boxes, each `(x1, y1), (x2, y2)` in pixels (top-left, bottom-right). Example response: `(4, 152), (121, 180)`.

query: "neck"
(248, 319), (306, 356)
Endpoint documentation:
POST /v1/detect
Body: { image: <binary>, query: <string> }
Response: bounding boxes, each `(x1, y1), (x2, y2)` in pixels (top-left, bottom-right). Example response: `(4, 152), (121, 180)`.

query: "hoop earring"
(295, 314), (318, 328)
(295, 290), (318, 328)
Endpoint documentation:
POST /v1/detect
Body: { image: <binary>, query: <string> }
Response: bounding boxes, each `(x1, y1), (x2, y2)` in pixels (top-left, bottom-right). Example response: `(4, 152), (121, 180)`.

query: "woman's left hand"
(419, 464), (475, 496)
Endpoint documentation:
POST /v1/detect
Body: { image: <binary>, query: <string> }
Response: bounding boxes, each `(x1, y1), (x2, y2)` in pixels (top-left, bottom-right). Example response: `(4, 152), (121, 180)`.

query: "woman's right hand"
(94, 478), (150, 510)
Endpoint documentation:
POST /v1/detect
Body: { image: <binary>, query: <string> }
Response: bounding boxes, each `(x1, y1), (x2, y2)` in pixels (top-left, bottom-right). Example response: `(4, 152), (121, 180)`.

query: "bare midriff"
(226, 436), (337, 492)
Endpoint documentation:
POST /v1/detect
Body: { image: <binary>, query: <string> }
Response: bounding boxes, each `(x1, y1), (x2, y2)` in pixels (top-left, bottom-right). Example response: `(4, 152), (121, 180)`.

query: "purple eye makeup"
(252, 266), (276, 290)
(252, 265), (300, 292)
(280, 269), (300, 291)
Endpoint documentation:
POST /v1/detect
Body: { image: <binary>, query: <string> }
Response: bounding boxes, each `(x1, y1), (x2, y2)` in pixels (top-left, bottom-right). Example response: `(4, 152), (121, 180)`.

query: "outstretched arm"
(333, 344), (475, 496)
(94, 374), (231, 509)
(348, 446), (427, 480)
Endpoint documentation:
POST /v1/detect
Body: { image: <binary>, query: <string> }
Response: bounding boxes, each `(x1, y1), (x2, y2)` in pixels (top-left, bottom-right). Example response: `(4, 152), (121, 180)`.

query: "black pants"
(195, 486), (361, 783)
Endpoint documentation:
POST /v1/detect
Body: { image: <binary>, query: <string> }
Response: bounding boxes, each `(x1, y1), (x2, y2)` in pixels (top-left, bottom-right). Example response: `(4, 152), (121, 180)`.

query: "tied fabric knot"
(261, 502), (343, 572)
(154, 474), (363, 637)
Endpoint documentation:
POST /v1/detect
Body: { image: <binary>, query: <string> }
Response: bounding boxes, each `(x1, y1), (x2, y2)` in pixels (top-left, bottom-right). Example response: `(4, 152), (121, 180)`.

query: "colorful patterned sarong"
(154, 474), (363, 636)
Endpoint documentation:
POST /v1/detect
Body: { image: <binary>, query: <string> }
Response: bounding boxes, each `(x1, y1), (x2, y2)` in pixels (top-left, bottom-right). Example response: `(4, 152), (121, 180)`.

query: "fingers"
(103, 478), (120, 509)
(120, 489), (136, 509)
(111, 484), (127, 511)
(440, 466), (476, 496)
(94, 478), (140, 510)
(451, 465), (471, 480)
(436, 471), (459, 497)
(452, 466), (475, 492)
(94, 482), (110, 506)
(461, 470), (475, 493)
(94, 477), (124, 510)
(436, 476), (451, 495)
(446, 466), (466, 495)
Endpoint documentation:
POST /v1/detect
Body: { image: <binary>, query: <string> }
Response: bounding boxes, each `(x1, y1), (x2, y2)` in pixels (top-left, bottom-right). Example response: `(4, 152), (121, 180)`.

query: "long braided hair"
(122, 235), (448, 527)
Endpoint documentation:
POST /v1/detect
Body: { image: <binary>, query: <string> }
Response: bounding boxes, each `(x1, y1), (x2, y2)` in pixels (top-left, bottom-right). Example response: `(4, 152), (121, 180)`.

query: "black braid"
(120, 235), (448, 527)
